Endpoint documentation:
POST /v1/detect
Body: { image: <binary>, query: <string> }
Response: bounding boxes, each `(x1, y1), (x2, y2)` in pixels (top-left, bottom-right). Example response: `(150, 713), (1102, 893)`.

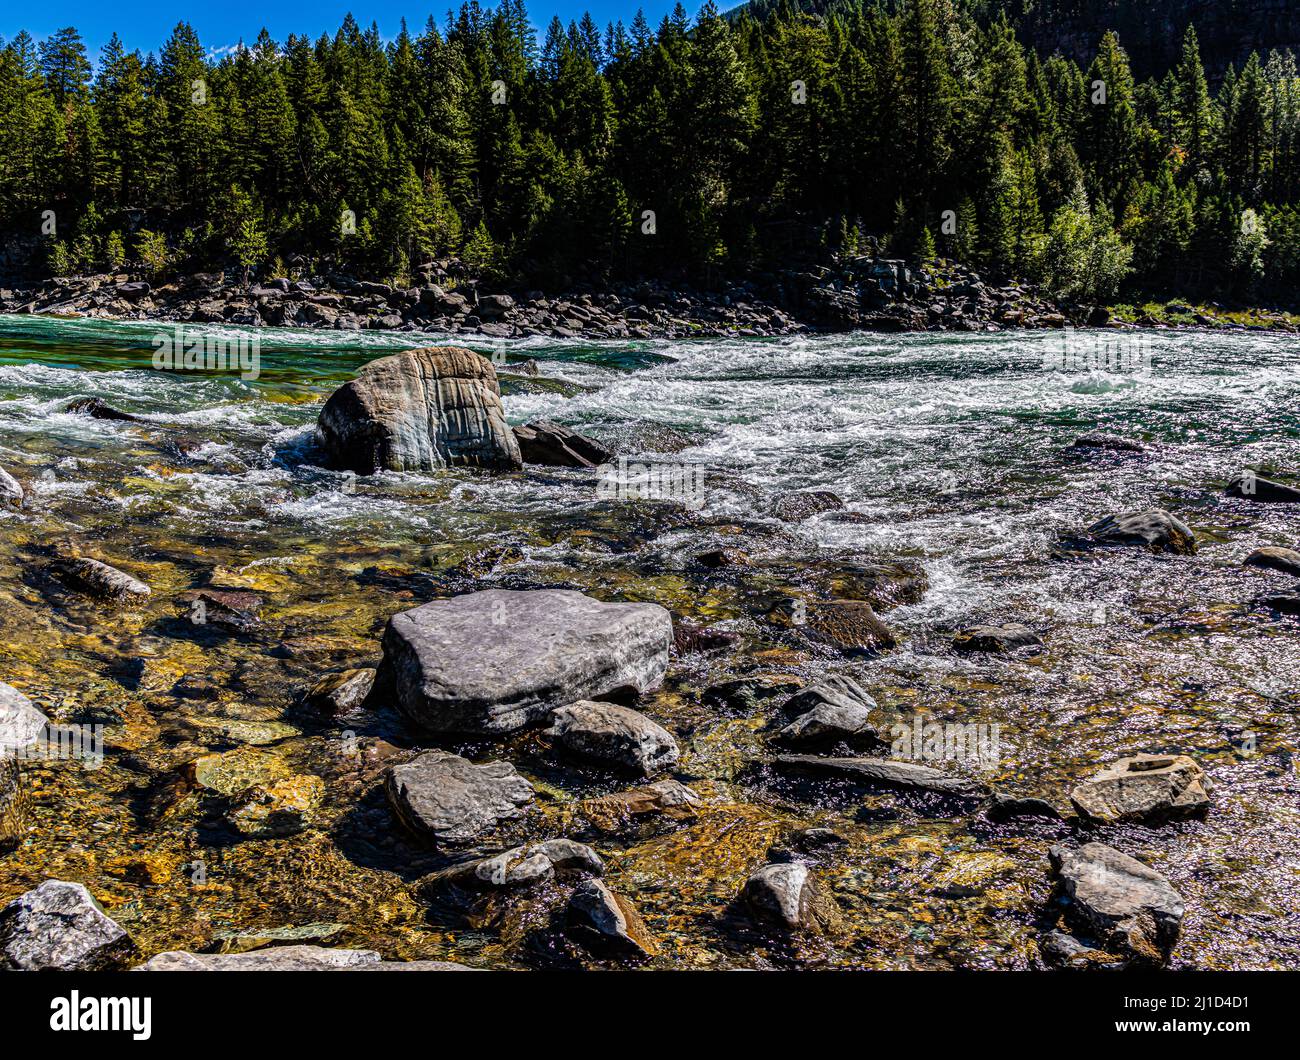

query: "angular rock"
(1227, 473), (1300, 503)
(227, 774), (325, 838)
(804, 600), (896, 654)
(694, 547), (749, 569)
(0, 881), (137, 970)
(566, 878), (657, 959)
(385, 750), (534, 844)
(176, 588), (262, 633)
(64, 397), (139, 421)
(512, 420), (615, 468)
(772, 754), (986, 796)
(1069, 754), (1211, 824)
(316, 346), (521, 473)
(775, 675), (880, 747)
(772, 490), (845, 522)
(740, 862), (835, 934)
(548, 700), (679, 776)
(1085, 510), (1196, 554)
(1244, 546), (1300, 578)
(952, 622), (1043, 654)
(379, 589), (672, 736)
(672, 620), (741, 654)
(1049, 843), (1184, 964)
(0, 465), (22, 506)
(420, 839), (603, 894)
(984, 792), (1063, 823)
(303, 668), (376, 715)
(49, 556), (152, 600)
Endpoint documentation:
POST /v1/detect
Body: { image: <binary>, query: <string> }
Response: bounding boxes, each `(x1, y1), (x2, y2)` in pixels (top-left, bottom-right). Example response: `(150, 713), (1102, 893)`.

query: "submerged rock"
(984, 792), (1063, 824)
(176, 588), (263, 633)
(740, 861), (836, 934)
(772, 490), (845, 522)
(385, 750), (534, 844)
(184, 747), (291, 797)
(672, 619), (741, 654)
(0, 684), (43, 849)
(136, 946), (384, 971)
(1084, 510), (1196, 554)
(1226, 473), (1300, 504)
(952, 623), (1043, 654)
(0, 880), (138, 971)
(303, 668), (376, 716)
(775, 675), (881, 747)
(566, 878), (657, 959)
(1257, 593), (1300, 617)
(575, 778), (702, 835)
(1049, 843), (1184, 964)
(772, 754), (986, 796)
(227, 774), (325, 838)
(0, 465), (22, 506)
(1069, 754), (1211, 824)
(316, 346), (521, 473)
(547, 700), (679, 776)
(803, 600), (896, 654)
(1244, 546), (1300, 578)
(378, 589), (672, 736)
(419, 839), (603, 894)
(49, 556), (152, 601)
(513, 420), (615, 468)
(694, 547), (749, 569)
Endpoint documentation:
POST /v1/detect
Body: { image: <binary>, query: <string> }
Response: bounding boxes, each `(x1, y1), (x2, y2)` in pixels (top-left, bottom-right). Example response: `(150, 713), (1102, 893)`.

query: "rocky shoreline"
(5, 257), (1295, 339)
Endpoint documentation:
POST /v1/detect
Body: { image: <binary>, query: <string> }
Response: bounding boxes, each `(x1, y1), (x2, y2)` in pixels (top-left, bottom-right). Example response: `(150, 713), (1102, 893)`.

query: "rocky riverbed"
(8, 256), (1294, 341)
(0, 317), (1298, 970)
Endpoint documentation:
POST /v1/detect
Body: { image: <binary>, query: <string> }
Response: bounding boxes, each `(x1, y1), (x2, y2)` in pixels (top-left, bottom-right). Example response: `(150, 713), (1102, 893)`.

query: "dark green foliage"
(1, 5), (1298, 301)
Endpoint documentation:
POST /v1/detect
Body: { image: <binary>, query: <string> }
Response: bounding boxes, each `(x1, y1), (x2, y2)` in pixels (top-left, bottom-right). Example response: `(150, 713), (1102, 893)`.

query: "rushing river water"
(1, 314), (1298, 969)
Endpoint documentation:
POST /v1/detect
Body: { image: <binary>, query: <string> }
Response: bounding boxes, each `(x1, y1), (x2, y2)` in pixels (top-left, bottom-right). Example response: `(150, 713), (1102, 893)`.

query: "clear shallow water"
(1, 315), (1298, 969)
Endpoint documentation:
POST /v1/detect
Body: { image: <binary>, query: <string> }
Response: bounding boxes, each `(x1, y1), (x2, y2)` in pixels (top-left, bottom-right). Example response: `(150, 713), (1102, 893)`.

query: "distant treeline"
(1, 0), (1298, 302)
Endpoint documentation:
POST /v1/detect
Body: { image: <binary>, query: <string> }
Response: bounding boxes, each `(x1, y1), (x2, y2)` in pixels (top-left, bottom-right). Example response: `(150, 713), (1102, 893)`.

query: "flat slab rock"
(0, 880), (137, 971)
(1085, 509), (1196, 554)
(386, 750), (535, 844)
(379, 588), (673, 736)
(952, 622), (1043, 654)
(316, 346), (521, 473)
(1069, 754), (1211, 824)
(136, 946), (473, 971)
(1050, 843), (1184, 963)
(548, 700), (679, 776)
(772, 754), (986, 796)
(513, 420), (615, 468)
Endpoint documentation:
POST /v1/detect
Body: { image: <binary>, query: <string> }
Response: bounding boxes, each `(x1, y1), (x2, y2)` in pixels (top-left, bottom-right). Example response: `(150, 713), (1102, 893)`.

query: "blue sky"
(5, 1), (708, 59)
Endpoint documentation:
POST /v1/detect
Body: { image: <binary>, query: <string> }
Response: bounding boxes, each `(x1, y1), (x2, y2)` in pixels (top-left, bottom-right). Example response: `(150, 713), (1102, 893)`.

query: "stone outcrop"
(316, 346), (521, 473)
(378, 589), (673, 737)
(1069, 754), (1211, 824)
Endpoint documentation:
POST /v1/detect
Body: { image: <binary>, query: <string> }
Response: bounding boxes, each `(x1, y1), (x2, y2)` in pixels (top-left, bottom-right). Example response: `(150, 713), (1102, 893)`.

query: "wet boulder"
(512, 420), (615, 468)
(772, 490), (845, 522)
(378, 589), (672, 737)
(547, 700), (679, 776)
(316, 346), (521, 473)
(0, 881), (138, 971)
(775, 675), (881, 747)
(694, 547), (749, 569)
(1226, 473), (1300, 504)
(176, 588), (262, 633)
(740, 862), (836, 935)
(804, 600), (896, 655)
(49, 556), (152, 601)
(385, 750), (535, 844)
(1244, 546), (1300, 578)
(1069, 754), (1211, 824)
(566, 878), (657, 959)
(1049, 843), (1184, 964)
(952, 622), (1043, 654)
(1, 682), (47, 758)
(1084, 510), (1196, 554)
(64, 397), (139, 421)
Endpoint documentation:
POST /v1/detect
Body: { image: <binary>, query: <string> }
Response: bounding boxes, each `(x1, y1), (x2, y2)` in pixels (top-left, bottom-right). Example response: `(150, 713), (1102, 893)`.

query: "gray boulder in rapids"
(378, 589), (673, 736)
(316, 346), (521, 472)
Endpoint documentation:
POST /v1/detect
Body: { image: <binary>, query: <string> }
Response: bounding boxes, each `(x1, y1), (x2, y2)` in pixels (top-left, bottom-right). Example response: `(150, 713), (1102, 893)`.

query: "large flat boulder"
(316, 346), (521, 473)
(379, 589), (673, 736)
(1069, 754), (1211, 824)
(0, 881), (138, 970)
(386, 750), (534, 844)
(1049, 843), (1184, 964)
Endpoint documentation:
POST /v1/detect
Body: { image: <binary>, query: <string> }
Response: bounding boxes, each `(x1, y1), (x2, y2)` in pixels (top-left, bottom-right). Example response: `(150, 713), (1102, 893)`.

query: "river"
(1, 315), (1297, 968)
